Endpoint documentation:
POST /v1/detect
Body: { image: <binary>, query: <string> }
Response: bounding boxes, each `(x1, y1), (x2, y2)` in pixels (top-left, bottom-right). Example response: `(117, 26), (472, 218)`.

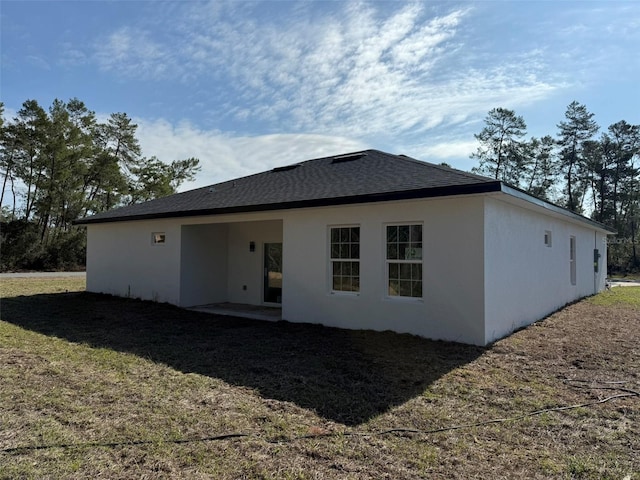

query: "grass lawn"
(0, 278), (638, 479)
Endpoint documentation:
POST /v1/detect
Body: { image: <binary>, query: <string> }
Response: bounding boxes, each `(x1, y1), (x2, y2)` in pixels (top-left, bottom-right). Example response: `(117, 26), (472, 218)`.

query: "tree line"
(471, 101), (639, 273)
(2, 97), (637, 273)
(0, 98), (200, 271)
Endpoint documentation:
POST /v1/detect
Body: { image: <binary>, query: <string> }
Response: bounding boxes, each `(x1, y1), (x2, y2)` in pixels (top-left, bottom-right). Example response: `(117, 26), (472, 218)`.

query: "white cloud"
(415, 140), (478, 161)
(25, 55), (50, 70)
(134, 118), (369, 191)
(91, 1), (563, 142)
(58, 42), (87, 66)
(86, 1), (569, 186)
(94, 26), (172, 79)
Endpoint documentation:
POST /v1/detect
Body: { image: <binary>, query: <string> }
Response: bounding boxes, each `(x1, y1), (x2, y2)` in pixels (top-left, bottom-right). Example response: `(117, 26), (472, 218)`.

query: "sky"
(1, 0), (639, 191)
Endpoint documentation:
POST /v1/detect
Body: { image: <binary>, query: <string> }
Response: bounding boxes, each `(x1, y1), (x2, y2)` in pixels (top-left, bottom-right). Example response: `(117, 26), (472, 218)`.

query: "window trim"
(151, 232), (166, 245)
(329, 225), (360, 295)
(385, 222), (424, 300)
(569, 235), (576, 285)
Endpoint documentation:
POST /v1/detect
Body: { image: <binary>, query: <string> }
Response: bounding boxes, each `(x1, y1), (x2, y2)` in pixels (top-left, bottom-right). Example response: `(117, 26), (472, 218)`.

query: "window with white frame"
(544, 230), (552, 247)
(386, 224), (423, 298)
(330, 226), (360, 292)
(152, 232), (166, 245)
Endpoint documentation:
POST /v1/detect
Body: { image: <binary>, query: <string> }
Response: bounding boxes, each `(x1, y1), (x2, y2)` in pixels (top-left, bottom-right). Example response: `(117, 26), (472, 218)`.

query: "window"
(386, 224), (422, 298)
(544, 230), (552, 247)
(570, 236), (576, 285)
(152, 232), (166, 245)
(330, 226), (360, 292)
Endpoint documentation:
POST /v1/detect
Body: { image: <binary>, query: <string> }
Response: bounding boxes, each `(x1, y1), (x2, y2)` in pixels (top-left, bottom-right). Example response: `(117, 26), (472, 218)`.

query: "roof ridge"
(297, 149), (373, 166)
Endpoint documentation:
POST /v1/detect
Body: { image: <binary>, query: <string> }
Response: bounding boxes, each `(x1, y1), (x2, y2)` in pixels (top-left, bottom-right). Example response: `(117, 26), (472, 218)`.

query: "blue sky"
(2, 1), (639, 190)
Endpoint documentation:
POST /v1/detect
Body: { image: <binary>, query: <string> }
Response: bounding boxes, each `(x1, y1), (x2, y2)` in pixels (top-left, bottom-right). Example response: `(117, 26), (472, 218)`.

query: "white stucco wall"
(483, 195), (608, 344)
(86, 192), (609, 346)
(282, 197), (487, 345)
(226, 220), (283, 305)
(86, 219), (183, 304)
(87, 215), (284, 307)
(180, 223), (228, 306)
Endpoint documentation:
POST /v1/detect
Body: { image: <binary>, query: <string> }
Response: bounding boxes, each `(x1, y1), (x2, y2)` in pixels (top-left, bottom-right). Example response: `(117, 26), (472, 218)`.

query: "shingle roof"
(75, 149), (501, 224)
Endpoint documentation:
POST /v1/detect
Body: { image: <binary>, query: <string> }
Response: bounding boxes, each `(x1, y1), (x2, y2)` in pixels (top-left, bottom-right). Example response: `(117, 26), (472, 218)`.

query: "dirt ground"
(0, 278), (638, 479)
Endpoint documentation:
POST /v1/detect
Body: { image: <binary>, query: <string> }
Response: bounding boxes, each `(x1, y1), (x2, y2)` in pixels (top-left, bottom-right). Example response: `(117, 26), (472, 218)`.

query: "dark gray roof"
(75, 149), (502, 224)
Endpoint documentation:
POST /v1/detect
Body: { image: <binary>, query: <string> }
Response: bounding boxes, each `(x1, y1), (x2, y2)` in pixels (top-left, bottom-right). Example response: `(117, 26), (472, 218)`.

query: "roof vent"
(331, 152), (366, 164)
(272, 164), (300, 173)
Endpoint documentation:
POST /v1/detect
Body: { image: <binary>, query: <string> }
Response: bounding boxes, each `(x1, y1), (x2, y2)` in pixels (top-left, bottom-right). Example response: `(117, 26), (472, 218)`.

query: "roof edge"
(499, 184), (616, 234)
(74, 181), (502, 225)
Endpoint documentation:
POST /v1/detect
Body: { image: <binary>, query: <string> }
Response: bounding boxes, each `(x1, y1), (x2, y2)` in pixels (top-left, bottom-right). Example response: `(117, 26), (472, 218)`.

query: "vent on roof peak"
(331, 152), (366, 164)
(272, 164), (300, 173)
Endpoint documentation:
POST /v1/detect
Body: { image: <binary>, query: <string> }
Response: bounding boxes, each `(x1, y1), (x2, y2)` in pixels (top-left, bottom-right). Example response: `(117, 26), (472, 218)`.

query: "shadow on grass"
(1, 292), (484, 426)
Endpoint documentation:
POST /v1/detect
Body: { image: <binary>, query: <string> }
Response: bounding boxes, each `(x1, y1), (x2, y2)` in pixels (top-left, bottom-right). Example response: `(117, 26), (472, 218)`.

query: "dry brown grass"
(0, 278), (638, 479)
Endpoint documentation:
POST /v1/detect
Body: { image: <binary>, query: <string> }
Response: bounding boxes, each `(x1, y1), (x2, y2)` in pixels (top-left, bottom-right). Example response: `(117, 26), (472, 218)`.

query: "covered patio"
(180, 218), (283, 308)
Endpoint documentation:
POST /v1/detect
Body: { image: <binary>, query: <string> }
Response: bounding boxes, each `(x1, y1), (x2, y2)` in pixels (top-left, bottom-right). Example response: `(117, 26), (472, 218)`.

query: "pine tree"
(557, 101), (599, 213)
(471, 108), (527, 186)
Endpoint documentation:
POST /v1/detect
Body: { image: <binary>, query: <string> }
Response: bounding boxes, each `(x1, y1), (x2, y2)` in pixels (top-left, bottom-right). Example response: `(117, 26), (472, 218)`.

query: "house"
(75, 150), (613, 346)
